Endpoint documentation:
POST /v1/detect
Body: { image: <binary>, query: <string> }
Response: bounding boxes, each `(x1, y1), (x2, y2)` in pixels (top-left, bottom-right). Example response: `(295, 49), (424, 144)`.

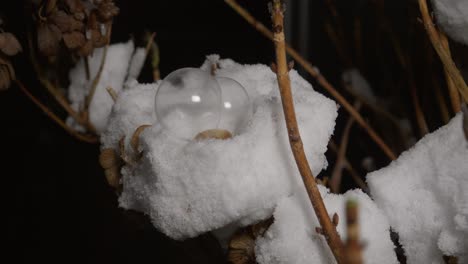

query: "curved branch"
(225, 0), (396, 160)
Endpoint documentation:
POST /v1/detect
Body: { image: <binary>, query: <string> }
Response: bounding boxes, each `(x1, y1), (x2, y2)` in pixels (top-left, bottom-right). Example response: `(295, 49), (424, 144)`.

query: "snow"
(342, 68), (376, 104)
(432, 0), (468, 45)
(367, 113), (468, 263)
(127, 47), (146, 81)
(102, 55), (338, 240)
(255, 186), (398, 264)
(67, 40), (143, 134)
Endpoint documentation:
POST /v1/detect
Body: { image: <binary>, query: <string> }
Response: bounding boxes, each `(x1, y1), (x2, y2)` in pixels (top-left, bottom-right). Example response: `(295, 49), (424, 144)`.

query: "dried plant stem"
(84, 23), (112, 115)
(418, 0), (468, 103)
(16, 80), (98, 143)
(106, 86), (118, 102)
(270, 1), (344, 262)
(328, 141), (368, 192)
(84, 57), (90, 80)
(330, 102), (361, 193)
(145, 31), (161, 81)
(344, 200), (362, 264)
(434, 77), (450, 123)
(225, 0), (396, 160)
(410, 78), (429, 136)
(439, 32), (461, 113)
(28, 33), (91, 130)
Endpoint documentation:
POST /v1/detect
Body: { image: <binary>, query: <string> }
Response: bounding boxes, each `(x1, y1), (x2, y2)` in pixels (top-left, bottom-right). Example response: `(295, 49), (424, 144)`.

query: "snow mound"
(432, 0), (468, 45)
(103, 56), (338, 240)
(255, 186), (397, 264)
(67, 40), (145, 134)
(367, 113), (468, 263)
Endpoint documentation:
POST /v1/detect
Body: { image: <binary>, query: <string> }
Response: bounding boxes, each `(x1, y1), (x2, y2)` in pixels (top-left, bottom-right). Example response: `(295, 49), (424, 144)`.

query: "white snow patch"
(367, 113), (468, 263)
(67, 40), (139, 134)
(342, 68), (376, 104)
(255, 186), (398, 264)
(432, 0), (468, 45)
(103, 56), (338, 240)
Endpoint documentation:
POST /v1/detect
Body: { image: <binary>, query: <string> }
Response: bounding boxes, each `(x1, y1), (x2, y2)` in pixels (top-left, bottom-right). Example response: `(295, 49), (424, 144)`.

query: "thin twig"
(330, 102), (362, 193)
(145, 31), (160, 81)
(27, 32), (91, 130)
(106, 86), (118, 102)
(418, 0), (468, 103)
(410, 77), (429, 136)
(84, 57), (90, 80)
(225, 0), (397, 160)
(15, 80), (98, 143)
(328, 141), (368, 192)
(439, 31), (461, 113)
(84, 22), (112, 114)
(269, 1), (344, 262)
(344, 200), (363, 264)
(433, 76), (450, 123)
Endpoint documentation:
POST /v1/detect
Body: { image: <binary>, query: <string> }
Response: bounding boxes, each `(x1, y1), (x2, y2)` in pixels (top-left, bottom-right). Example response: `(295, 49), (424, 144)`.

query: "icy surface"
(103, 56), (338, 239)
(432, 0), (468, 45)
(67, 41), (136, 133)
(367, 114), (468, 263)
(255, 186), (398, 264)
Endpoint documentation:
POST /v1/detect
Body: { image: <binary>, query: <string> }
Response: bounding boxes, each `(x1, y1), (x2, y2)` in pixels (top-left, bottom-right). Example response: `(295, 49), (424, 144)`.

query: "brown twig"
(27, 32), (92, 130)
(328, 141), (368, 192)
(145, 31), (160, 81)
(225, 0), (396, 160)
(438, 31), (461, 113)
(269, 1), (344, 262)
(433, 76), (450, 124)
(106, 86), (118, 102)
(344, 199), (363, 264)
(84, 22), (112, 115)
(410, 77), (429, 136)
(418, 0), (468, 103)
(330, 102), (362, 193)
(15, 80), (98, 143)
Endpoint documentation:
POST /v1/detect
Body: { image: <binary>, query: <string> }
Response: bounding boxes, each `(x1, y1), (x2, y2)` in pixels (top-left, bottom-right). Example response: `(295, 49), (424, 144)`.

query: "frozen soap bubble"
(216, 77), (253, 135)
(155, 68), (221, 140)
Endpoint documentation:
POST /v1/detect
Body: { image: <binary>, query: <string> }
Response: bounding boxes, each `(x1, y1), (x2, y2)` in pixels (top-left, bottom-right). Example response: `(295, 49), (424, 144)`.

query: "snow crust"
(368, 113), (468, 263)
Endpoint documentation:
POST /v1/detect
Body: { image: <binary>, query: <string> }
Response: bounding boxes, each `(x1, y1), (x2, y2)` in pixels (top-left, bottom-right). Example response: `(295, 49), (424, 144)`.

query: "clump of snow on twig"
(367, 113), (468, 263)
(67, 40), (146, 134)
(432, 0), (468, 45)
(255, 186), (397, 264)
(342, 68), (377, 104)
(103, 56), (338, 240)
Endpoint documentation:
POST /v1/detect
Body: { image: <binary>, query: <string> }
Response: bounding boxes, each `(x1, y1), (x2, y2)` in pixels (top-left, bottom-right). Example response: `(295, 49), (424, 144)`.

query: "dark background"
(3, 0), (465, 263)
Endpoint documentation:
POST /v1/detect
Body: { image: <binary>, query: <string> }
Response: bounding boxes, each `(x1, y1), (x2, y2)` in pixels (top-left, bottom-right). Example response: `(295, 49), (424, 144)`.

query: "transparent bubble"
(216, 77), (253, 135)
(155, 68), (221, 140)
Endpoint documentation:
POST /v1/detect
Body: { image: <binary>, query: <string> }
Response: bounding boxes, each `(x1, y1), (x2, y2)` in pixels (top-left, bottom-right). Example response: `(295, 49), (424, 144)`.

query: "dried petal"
(37, 23), (62, 56)
(97, 1), (119, 22)
(63, 31), (85, 49)
(0, 32), (22, 56)
(64, 0), (84, 13)
(0, 67), (11, 90)
(77, 40), (93, 57)
(49, 10), (83, 33)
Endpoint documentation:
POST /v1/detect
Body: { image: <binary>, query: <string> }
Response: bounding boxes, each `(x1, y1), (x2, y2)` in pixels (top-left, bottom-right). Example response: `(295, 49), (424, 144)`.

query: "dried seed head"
(99, 148), (118, 169)
(63, 31), (85, 49)
(37, 23), (62, 56)
(0, 32), (22, 56)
